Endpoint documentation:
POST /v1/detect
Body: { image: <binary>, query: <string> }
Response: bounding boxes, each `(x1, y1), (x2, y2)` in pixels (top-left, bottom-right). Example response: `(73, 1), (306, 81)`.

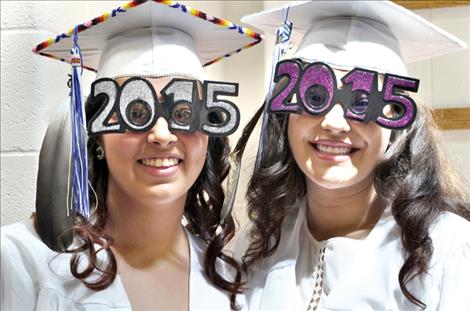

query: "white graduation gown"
(242, 199), (470, 311)
(1, 219), (241, 311)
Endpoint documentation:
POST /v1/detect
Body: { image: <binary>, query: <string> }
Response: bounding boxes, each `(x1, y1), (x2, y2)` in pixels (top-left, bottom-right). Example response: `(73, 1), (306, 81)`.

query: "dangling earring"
(96, 145), (105, 160)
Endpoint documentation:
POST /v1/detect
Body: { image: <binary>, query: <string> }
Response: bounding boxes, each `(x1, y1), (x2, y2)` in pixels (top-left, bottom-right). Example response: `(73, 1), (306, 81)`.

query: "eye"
(304, 85), (328, 109)
(207, 110), (228, 126)
(172, 103), (192, 126)
(126, 100), (152, 127)
(350, 91), (369, 114)
(383, 103), (404, 118)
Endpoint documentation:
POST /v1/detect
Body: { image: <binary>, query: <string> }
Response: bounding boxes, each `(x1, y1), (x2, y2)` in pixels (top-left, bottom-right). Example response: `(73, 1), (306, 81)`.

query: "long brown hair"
(242, 94), (469, 308)
(62, 95), (243, 310)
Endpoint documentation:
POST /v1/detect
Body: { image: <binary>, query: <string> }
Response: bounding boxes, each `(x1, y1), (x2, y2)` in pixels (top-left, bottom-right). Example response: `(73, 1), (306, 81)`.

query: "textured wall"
(1, 1), (123, 225)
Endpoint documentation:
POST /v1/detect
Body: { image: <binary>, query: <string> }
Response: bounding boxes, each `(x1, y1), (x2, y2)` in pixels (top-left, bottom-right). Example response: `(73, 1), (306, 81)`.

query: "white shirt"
(1, 219), (240, 311)
(242, 199), (470, 311)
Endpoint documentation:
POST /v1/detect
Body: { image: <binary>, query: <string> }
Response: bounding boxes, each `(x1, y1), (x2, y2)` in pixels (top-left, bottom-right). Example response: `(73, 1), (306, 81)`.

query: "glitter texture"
(342, 68), (375, 93)
(270, 60), (301, 112)
(90, 79), (120, 134)
(300, 63), (334, 114)
(162, 79), (195, 131)
(377, 76), (417, 129)
(202, 82), (239, 135)
(119, 78), (156, 131)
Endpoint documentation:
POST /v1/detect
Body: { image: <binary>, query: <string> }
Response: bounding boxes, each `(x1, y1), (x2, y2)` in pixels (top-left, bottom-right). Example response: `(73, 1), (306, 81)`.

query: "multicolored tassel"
(32, 0), (262, 69)
(70, 26), (90, 218)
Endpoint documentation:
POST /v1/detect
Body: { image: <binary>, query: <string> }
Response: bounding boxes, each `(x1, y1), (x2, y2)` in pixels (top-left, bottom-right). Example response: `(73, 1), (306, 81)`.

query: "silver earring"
(96, 145), (105, 160)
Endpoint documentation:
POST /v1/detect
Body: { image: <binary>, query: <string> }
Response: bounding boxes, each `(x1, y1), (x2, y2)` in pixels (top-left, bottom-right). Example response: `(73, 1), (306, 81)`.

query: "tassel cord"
(70, 26), (90, 218)
(254, 6), (292, 170)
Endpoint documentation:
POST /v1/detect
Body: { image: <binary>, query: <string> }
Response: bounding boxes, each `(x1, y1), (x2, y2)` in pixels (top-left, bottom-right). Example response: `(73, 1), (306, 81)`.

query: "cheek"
(181, 133), (208, 164)
(288, 114), (317, 155)
(288, 115), (301, 154)
(102, 134), (141, 163)
(288, 114), (305, 142)
(365, 126), (391, 158)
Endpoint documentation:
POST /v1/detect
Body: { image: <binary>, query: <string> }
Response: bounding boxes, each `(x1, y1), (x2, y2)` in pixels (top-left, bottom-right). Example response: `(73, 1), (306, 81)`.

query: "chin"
(144, 186), (185, 203)
(312, 179), (350, 190)
(309, 171), (360, 190)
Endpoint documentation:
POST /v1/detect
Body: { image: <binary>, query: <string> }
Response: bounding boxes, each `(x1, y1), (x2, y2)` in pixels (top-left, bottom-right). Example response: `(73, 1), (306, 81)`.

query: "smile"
(314, 144), (353, 155)
(139, 158), (180, 168)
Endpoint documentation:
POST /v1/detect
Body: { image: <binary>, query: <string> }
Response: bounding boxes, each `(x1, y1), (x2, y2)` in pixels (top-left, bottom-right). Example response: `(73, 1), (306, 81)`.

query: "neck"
(305, 175), (385, 241)
(104, 179), (188, 264)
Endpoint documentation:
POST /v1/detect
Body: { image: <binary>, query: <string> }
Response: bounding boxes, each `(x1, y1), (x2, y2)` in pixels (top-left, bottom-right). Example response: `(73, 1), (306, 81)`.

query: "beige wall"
(408, 6), (470, 188)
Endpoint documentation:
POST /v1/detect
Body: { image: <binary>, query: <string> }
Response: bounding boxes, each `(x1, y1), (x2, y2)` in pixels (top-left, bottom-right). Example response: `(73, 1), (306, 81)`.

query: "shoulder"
(245, 201), (305, 274)
(1, 219), (51, 259)
(185, 228), (206, 264)
(430, 212), (469, 245)
(1, 219), (54, 310)
(2, 218), (37, 238)
(425, 213), (470, 309)
(2, 220), (131, 309)
(186, 228), (236, 274)
(429, 212), (470, 263)
(1, 219), (61, 281)
(184, 229), (240, 310)
(1, 218), (83, 287)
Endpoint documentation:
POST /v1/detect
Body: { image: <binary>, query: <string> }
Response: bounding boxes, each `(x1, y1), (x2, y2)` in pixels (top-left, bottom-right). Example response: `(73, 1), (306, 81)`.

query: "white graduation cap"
(33, 0), (262, 81)
(241, 0), (466, 75)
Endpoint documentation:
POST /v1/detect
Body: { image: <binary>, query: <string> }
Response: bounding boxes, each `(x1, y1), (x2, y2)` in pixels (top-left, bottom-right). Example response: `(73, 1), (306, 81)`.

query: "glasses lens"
(126, 100), (152, 126)
(350, 91), (369, 115)
(305, 85), (328, 110)
(172, 103), (193, 126)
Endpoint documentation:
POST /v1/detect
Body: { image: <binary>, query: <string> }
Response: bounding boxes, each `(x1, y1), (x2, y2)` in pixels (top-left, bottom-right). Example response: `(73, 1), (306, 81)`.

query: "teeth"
(141, 158), (179, 167)
(316, 144), (352, 155)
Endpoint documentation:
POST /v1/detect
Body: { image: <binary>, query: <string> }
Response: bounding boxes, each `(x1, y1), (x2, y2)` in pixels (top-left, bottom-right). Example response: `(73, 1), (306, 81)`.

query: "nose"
(320, 103), (351, 133)
(147, 117), (178, 146)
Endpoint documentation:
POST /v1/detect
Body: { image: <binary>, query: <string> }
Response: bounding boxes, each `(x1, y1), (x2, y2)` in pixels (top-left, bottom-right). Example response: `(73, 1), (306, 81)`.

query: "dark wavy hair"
(242, 92), (469, 308)
(63, 95), (243, 310)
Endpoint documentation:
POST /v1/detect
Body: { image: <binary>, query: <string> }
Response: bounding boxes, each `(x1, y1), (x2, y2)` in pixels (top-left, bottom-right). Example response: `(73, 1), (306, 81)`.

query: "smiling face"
(101, 76), (208, 208)
(287, 70), (392, 190)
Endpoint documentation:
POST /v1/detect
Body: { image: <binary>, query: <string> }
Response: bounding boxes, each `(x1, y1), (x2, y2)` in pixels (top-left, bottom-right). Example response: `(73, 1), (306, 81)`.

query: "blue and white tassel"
(70, 26), (90, 219)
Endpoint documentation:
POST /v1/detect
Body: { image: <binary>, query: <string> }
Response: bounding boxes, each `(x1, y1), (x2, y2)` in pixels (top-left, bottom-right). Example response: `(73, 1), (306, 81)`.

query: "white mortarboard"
(33, 0), (262, 80)
(32, 0), (262, 252)
(241, 0), (467, 75)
